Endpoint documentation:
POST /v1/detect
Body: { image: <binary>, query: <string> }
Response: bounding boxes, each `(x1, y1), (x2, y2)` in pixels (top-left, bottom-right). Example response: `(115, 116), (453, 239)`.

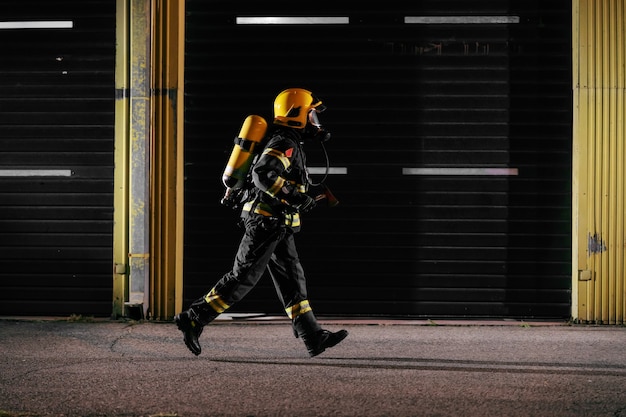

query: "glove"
(281, 185), (317, 213)
(292, 193), (317, 213)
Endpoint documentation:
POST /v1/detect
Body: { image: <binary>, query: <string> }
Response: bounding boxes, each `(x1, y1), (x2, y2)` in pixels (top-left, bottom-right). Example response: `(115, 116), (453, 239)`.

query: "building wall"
(4, 0), (625, 323)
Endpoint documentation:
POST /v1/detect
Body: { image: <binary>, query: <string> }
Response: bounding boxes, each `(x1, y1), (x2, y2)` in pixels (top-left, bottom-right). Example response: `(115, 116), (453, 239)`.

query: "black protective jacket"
(241, 126), (310, 231)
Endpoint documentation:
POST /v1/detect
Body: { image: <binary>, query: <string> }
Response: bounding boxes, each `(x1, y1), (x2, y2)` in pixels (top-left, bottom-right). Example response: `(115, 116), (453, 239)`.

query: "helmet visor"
(308, 109), (323, 128)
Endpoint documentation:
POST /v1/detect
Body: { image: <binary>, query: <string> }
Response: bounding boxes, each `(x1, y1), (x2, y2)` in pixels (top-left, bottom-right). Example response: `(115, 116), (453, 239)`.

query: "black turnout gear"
(174, 123), (347, 357)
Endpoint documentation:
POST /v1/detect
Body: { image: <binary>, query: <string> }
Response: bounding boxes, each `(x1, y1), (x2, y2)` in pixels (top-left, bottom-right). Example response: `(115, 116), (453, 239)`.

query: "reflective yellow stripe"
(242, 202), (300, 227)
(242, 201), (275, 217)
(204, 288), (230, 313)
(284, 212), (300, 227)
(263, 148), (291, 169)
(267, 176), (285, 196)
(285, 299), (312, 319)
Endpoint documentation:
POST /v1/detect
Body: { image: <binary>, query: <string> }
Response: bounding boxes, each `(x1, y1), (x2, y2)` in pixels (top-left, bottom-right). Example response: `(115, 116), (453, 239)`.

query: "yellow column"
(150, 0), (186, 320)
(127, 0), (152, 319)
(113, 0), (185, 320)
(112, 0), (131, 318)
(113, 0), (152, 319)
(572, 0), (626, 324)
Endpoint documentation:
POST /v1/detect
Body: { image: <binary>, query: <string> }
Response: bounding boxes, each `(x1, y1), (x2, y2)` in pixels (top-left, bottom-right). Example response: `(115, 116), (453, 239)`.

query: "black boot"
(302, 329), (348, 357)
(174, 296), (218, 356)
(174, 310), (203, 356)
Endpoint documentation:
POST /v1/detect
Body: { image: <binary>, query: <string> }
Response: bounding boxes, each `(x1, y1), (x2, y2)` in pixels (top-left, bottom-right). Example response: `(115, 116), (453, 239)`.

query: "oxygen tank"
(222, 115), (268, 189)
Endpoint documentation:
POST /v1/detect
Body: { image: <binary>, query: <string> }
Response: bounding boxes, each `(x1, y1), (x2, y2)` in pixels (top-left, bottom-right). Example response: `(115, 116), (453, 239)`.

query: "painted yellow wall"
(573, 0), (626, 324)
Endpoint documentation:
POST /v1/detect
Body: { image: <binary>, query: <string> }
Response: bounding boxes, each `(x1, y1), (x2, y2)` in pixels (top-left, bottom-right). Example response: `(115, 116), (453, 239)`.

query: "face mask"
(306, 109), (331, 142)
(308, 109), (322, 127)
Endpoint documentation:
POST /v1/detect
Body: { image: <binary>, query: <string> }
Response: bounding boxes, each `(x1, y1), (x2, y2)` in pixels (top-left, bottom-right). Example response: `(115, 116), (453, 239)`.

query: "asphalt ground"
(1, 317), (626, 417)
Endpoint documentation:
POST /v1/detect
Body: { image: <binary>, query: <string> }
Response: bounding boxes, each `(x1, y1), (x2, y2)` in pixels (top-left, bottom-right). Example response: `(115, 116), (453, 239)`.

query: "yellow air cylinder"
(222, 115), (268, 189)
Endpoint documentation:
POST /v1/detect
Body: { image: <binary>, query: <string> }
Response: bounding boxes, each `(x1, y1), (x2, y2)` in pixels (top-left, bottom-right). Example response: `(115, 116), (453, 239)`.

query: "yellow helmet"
(273, 88), (325, 129)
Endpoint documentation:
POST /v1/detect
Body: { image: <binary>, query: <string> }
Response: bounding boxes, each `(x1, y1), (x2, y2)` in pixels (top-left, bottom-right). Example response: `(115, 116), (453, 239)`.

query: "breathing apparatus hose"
(306, 140), (330, 187)
(306, 140), (339, 207)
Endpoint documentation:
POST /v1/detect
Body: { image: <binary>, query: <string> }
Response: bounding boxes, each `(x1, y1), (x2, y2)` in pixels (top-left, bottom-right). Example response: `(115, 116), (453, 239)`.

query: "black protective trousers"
(190, 214), (322, 338)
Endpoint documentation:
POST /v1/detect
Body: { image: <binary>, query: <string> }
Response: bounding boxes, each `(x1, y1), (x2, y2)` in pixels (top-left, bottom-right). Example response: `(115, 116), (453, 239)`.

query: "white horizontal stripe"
(308, 167), (348, 175)
(0, 21), (74, 29)
(0, 169), (73, 177)
(236, 17), (349, 25)
(403, 168), (518, 176)
(405, 16), (520, 24)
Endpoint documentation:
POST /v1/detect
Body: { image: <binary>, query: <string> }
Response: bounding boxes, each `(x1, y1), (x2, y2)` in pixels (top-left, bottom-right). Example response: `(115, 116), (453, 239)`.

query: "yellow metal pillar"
(573, 0), (626, 324)
(113, 0), (153, 319)
(113, 0), (131, 318)
(127, 0), (152, 319)
(150, 0), (185, 320)
(114, 0), (184, 320)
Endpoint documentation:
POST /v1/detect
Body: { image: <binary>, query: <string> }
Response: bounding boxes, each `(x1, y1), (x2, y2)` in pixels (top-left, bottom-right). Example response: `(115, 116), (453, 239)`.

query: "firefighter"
(174, 88), (348, 357)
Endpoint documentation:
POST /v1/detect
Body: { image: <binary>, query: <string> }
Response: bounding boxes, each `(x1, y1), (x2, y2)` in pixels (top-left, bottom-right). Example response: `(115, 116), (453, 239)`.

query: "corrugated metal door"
(0, 1), (115, 316)
(573, 0), (626, 325)
(183, 0), (572, 319)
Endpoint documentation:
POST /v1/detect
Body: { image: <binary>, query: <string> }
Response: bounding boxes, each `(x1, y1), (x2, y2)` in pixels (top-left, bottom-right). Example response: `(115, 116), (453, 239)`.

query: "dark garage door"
(0, 0), (115, 316)
(183, 0), (572, 319)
